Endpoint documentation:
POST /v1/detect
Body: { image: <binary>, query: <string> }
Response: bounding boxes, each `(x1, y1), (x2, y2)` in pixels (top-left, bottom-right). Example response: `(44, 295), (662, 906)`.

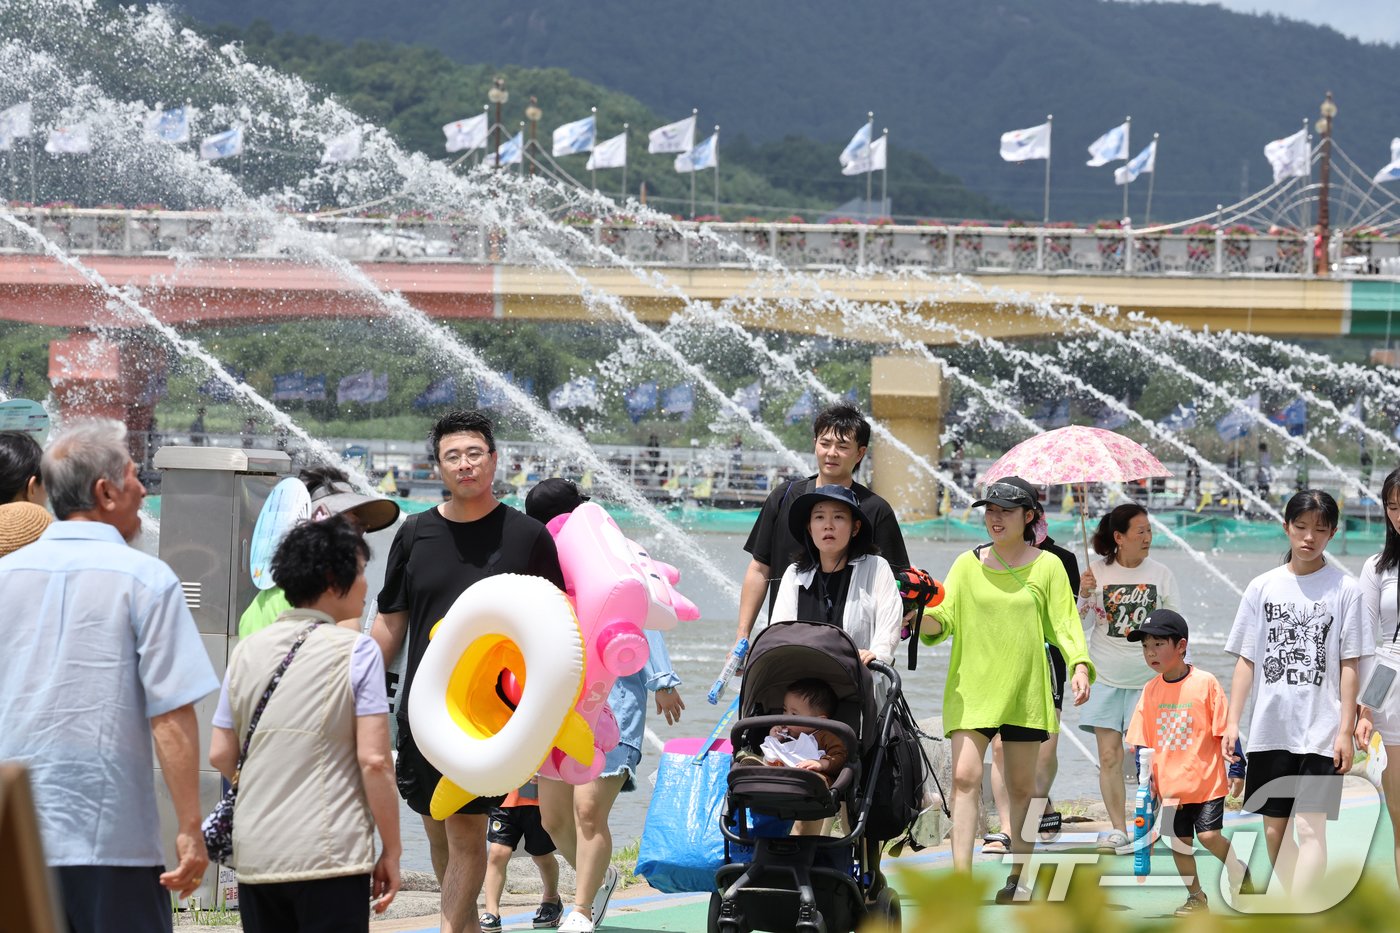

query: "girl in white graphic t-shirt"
(1075, 503), (1180, 854)
(1223, 490), (1369, 903)
(1355, 466), (1400, 889)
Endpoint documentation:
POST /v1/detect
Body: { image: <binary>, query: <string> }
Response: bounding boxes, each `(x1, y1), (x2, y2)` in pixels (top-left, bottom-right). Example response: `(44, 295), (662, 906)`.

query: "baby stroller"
(711, 619), (915, 933)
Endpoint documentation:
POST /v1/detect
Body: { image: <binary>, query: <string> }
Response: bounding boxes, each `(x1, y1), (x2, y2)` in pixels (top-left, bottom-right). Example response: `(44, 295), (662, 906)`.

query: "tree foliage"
(170, 0), (1400, 223)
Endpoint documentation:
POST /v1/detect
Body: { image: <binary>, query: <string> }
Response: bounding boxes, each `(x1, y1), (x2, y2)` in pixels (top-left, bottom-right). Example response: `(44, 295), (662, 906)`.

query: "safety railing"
(4, 208), (1398, 278)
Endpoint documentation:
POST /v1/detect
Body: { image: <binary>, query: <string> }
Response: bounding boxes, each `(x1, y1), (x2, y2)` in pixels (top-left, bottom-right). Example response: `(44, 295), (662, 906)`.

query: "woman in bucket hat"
(771, 483), (903, 667)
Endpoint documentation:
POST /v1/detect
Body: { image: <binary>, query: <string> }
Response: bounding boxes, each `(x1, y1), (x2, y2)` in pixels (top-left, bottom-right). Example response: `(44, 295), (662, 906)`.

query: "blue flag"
(303, 375), (326, 402)
(1280, 398), (1307, 437)
(1160, 402), (1197, 432)
(785, 389), (814, 426)
(552, 114), (597, 157)
(272, 371), (306, 402)
(199, 367), (244, 402)
(496, 131), (524, 166)
(625, 382), (658, 423)
(1215, 392), (1260, 440)
(144, 106), (190, 144)
(549, 376), (599, 411)
(337, 370), (375, 405)
(731, 380), (761, 417)
(662, 384), (695, 420)
(414, 376), (457, 410)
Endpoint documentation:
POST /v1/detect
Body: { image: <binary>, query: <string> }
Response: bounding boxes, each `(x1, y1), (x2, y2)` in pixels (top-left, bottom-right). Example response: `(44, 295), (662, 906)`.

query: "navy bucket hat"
(787, 483), (874, 552)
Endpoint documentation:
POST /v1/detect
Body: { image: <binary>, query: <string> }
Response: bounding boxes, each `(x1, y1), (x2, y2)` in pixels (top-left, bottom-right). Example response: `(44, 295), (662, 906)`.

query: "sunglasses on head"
(985, 482), (1036, 507)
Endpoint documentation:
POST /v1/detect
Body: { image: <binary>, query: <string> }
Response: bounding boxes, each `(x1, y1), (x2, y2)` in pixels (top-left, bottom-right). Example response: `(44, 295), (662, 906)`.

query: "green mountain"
(209, 22), (1006, 221)
(168, 0), (1400, 223)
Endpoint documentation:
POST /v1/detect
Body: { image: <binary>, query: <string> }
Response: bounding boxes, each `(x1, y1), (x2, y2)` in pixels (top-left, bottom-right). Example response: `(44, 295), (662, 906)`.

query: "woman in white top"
(1076, 503), (1179, 853)
(772, 484), (902, 667)
(1357, 466), (1400, 888)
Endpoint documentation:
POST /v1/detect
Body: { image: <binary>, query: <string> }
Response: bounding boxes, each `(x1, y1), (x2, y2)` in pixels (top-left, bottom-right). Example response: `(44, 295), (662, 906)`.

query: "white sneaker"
(591, 865), (620, 928)
(558, 910), (594, 933)
(1096, 829), (1130, 853)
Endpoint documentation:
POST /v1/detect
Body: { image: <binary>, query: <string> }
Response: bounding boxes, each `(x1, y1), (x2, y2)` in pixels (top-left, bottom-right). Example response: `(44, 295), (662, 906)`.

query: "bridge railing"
(3, 207), (1398, 277)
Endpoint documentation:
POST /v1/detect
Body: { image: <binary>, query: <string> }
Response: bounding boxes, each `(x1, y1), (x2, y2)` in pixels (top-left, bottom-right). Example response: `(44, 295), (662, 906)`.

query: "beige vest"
(226, 609), (376, 882)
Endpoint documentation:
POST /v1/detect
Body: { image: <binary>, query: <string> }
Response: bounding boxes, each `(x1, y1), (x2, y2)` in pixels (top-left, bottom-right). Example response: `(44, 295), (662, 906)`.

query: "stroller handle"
(865, 658), (902, 704)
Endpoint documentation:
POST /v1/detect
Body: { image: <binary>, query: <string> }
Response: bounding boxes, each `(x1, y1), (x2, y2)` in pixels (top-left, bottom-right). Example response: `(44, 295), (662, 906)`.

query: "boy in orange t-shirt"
(1126, 609), (1252, 917)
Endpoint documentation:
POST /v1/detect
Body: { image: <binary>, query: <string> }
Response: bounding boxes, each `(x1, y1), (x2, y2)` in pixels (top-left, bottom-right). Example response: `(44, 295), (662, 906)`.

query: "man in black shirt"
(372, 410), (564, 933)
(732, 404), (910, 653)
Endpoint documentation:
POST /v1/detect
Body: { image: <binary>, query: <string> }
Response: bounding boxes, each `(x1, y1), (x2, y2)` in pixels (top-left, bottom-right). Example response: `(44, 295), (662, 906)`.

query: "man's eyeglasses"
(440, 448), (492, 467)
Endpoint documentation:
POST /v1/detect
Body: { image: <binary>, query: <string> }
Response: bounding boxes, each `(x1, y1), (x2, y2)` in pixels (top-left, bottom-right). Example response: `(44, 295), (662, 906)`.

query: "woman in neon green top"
(921, 476), (1095, 902)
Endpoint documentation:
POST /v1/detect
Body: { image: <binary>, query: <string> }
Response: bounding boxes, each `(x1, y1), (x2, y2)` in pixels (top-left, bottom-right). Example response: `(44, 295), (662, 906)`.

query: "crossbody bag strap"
(232, 620), (321, 787)
(1393, 565), (1399, 644)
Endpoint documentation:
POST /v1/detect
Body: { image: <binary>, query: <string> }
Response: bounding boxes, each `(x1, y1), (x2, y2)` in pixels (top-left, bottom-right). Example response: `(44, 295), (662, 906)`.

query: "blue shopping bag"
(634, 736), (732, 893)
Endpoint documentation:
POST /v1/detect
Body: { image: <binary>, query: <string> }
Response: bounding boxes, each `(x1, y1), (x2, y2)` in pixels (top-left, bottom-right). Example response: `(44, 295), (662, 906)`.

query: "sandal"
(982, 832), (1011, 851)
(1038, 810), (1062, 834)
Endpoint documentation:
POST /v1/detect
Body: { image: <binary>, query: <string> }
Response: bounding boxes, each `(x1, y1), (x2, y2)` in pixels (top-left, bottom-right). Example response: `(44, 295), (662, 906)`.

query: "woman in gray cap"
(920, 476), (1093, 903)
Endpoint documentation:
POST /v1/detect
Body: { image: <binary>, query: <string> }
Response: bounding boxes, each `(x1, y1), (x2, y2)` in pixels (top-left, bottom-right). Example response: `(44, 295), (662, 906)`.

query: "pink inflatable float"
(535, 501), (700, 783)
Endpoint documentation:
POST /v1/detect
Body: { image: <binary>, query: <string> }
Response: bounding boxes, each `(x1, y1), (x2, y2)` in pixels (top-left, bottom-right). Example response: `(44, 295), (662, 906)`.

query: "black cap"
(525, 477), (590, 523)
(971, 475), (1041, 511)
(1126, 608), (1189, 642)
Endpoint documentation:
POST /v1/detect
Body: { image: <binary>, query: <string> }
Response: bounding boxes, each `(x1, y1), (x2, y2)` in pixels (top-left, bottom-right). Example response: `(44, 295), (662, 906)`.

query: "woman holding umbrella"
(1076, 503), (1180, 853)
(921, 476), (1093, 903)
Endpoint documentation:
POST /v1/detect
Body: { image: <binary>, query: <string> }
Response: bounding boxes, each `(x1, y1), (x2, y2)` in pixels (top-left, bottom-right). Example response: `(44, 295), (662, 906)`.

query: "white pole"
(1043, 114), (1053, 224)
(1144, 133), (1159, 227)
(689, 108), (698, 219)
(590, 106), (598, 192)
(1121, 115), (1132, 221)
(880, 127), (889, 217)
(621, 122), (629, 202)
(865, 111), (874, 218)
(712, 124), (720, 217)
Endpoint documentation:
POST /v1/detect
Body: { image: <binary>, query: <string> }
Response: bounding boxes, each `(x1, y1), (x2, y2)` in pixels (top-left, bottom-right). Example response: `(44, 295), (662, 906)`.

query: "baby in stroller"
(735, 679), (849, 787)
(712, 620), (909, 933)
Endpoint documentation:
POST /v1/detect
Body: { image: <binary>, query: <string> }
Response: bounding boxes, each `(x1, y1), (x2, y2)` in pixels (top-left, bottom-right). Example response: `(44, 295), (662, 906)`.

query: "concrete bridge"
(4, 208), (1399, 515)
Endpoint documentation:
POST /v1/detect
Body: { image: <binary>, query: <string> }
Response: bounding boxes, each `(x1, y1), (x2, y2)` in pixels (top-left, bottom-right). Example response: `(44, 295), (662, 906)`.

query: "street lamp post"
(488, 75), (509, 168)
(1315, 91), (1337, 275)
(525, 96), (542, 178)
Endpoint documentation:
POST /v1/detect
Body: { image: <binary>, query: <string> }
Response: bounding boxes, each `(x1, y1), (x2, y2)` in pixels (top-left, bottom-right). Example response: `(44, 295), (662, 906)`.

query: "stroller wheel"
(872, 886), (901, 926)
(707, 891), (746, 933)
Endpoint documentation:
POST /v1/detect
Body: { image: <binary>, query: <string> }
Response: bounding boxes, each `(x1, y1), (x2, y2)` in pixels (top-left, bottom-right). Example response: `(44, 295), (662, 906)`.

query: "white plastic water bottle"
(707, 638), (749, 705)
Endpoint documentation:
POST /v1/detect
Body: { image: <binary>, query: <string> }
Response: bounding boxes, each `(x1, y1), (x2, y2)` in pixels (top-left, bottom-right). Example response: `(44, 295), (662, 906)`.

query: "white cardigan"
(772, 553), (903, 664)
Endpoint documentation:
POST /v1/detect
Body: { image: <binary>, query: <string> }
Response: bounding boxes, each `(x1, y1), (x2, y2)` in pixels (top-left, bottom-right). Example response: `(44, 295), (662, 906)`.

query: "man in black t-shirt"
(372, 409), (564, 933)
(733, 404), (910, 652)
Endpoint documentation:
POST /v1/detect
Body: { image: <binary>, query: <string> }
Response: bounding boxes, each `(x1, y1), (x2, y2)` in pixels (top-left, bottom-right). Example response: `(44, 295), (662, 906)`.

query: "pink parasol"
(977, 425), (1170, 487)
(977, 426), (1172, 565)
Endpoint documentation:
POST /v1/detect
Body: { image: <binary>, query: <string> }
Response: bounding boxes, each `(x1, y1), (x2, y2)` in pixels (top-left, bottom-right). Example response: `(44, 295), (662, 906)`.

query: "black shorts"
(396, 718), (506, 817)
(240, 874), (371, 933)
(1165, 796), (1225, 840)
(488, 805), (557, 857)
(976, 723), (1051, 743)
(54, 866), (171, 933)
(1242, 750), (1343, 820)
(1046, 644), (1066, 711)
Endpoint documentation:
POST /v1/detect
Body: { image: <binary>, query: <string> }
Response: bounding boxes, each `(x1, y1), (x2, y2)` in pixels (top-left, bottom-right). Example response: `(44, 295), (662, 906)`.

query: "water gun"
(1133, 747), (1157, 878)
(896, 568), (944, 670)
(708, 638), (748, 705)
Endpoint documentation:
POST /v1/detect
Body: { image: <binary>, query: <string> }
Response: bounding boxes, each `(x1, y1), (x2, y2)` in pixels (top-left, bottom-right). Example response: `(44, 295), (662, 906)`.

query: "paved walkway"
(378, 783), (1394, 931)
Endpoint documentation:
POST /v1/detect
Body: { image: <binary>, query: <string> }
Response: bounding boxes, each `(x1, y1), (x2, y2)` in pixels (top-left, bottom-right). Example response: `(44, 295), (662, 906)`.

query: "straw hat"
(0, 501), (53, 557)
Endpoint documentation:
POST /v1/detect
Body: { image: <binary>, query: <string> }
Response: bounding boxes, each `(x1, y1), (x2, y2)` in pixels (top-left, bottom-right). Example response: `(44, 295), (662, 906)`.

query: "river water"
(391, 528), (1372, 874)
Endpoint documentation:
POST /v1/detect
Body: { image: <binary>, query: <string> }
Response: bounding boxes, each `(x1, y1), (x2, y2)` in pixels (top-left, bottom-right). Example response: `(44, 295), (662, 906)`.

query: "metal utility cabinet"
(151, 446), (292, 908)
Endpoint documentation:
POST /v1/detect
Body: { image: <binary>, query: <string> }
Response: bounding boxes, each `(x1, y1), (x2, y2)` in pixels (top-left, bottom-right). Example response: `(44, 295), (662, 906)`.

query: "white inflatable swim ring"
(408, 573), (593, 819)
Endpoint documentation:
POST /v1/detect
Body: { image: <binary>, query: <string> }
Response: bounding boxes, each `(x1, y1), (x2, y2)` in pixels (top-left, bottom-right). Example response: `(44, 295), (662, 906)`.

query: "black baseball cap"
(1126, 608), (1189, 642)
(972, 475), (1041, 511)
(525, 477), (590, 523)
